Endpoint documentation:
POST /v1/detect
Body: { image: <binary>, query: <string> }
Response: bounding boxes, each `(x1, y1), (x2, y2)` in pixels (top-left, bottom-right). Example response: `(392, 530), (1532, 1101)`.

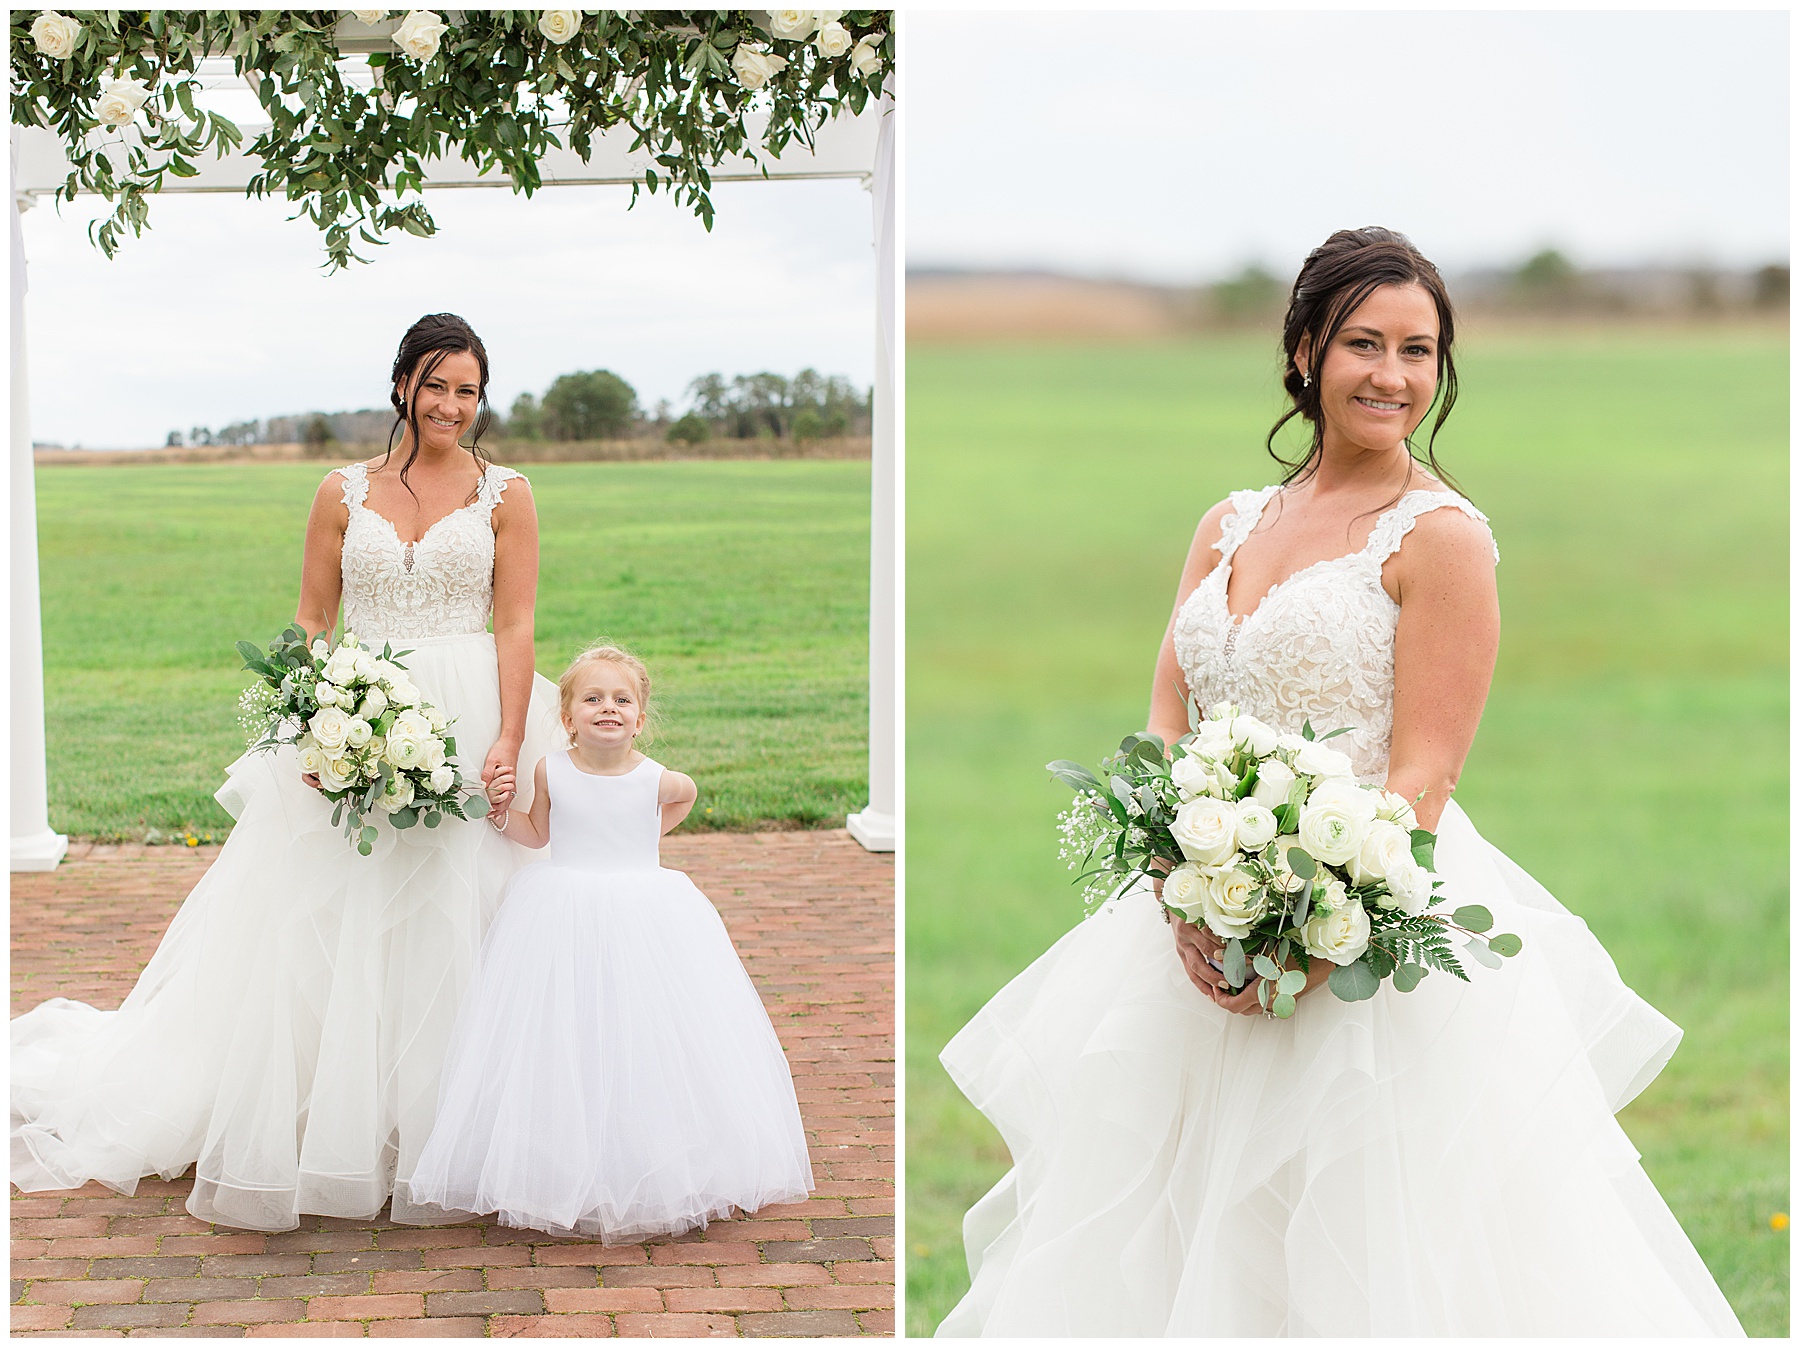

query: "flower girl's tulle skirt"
(11, 633), (566, 1232)
(404, 860), (815, 1240)
(936, 800), (1746, 1337)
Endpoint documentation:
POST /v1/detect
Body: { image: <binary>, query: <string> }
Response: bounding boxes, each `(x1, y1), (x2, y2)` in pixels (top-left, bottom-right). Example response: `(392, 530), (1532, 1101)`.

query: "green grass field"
(905, 327), (1788, 1335)
(35, 459), (869, 838)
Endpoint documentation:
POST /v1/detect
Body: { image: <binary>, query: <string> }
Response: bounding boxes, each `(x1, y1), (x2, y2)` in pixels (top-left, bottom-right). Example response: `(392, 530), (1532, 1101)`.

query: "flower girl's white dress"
(938, 489), (1745, 1337)
(406, 750), (814, 1238)
(11, 463), (567, 1231)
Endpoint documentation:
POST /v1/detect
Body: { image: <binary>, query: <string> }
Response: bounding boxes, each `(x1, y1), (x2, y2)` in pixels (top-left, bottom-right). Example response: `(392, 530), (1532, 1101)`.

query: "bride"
(936, 229), (1746, 1336)
(12, 313), (564, 1231)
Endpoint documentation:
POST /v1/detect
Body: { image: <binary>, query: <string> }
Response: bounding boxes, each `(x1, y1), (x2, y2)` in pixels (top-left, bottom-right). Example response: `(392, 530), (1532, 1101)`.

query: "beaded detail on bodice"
(1171, 486), (1498, 783)
(335, 461), (526, 641)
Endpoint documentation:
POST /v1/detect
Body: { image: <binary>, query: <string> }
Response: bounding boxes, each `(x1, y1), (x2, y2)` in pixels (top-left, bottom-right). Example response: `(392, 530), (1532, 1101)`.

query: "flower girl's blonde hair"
(557, 642), (657, 743)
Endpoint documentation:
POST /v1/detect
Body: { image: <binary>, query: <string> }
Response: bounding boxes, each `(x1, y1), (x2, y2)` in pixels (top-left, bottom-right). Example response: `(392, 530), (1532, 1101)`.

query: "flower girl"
(406, 643), (814, 1238)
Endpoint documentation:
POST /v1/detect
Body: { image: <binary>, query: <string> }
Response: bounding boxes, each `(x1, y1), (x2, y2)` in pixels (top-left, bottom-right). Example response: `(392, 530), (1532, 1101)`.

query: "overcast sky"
(20, 174), (876, 449)
(907, 8), (1789, 283)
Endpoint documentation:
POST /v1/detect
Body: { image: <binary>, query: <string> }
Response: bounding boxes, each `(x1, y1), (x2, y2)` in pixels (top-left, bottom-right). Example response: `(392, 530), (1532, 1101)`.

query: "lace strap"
(1213, 486), (1280, 563)
(1365, 491), (1499, 566)
(332, 462), (370, 509)
(475, 464), (528, 516)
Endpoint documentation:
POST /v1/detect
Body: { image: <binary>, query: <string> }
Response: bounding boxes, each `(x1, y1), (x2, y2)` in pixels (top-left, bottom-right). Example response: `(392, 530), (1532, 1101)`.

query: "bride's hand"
(301, 772), (322, 790)
(482, 740), (520, 813)
(1180, 922), (1330, 1017)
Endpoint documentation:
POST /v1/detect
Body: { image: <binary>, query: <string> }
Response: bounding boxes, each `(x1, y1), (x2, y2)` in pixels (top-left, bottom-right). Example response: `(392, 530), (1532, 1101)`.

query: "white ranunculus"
(1208, 700), (1239, 722)
(359, 686), (388, 719)
(1171, 796), (1239, 867)
(1386, 860), (1436, 917)
(308, 705), (353, 752)
(1200, 867), (1265, 941)
(1302, 896), (1370, 966)
(317, 755), (358, 792)
(322, 646), (360, 686)
(31, 11), (81, 59)
(384, 720), (429, 769)
(1233, 800), (1278, 852)
(1170, 752), (1214, 800)
(1294, 741), (1355, 780)
(1250, 757), (1296, 809)
(348, 9), (387, 24)
(386, 677), (420, 709)
(1297, 792), (1371, 866)
(345, 717), (373, 748)
(310, 637), (330, 659)
(768, 8), (818, 39)
(1305, 776), (1379, 820)
(1227, 713), (1278, 757)
(848, 32), (882, 76)
(1375, 789), (1419, 831)
(375, 771), (416, 814)
(373, 659), (403, 683)
(420, 736), (447, 771)
(427, 762), (456, 795)
(732, 42), (788, 89)
(394, 9), (448, 60)
(392, 708), (432, 737)
(1160, 862), (1208, 924)
(1275, 732), (1308, 753)
(96, 75), (152, 127)
(814, 19), (853, 56)
(352, 649), (377, 679)
(1351, 820), (1416, 887)
(537, 9), (580, 42)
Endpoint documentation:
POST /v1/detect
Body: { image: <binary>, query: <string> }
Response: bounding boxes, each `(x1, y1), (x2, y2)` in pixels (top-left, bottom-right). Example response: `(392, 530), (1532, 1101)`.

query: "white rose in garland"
(424, 703), (448, 733)
(1171, 796), (1238, 867)
(347, 9), (388, 24)
(849, 33), (883, 76)
(1201, 867), (1265, 941)
(731, 42), (788, 90)
(30, 11), (81, 59)
(537, 10), (580, 44)
(394, 9), (448, 62)
(1160, 863), (1208, 924)
(96, 75), (152, 127)
(814, 19), (853, 57)
(768, 9), (819, 39)
(1301, 896), (1371, 966)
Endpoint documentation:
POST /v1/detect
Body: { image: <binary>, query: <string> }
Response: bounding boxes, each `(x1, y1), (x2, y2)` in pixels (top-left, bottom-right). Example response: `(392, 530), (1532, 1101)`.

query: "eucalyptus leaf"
(1285, 848), (1317, 880)
(1393, 962), (1426, 992)
(1327, 958), (1381, 1002)
(1451, 904), (1494, 933)
(1257, 979), (1271, 1009)
(1488, 932), (1523, 958)
(1223, 938), (1246, 987)
(1466, 935), (1503, 969)
(1253, 953), (1280, 981)
(1272, 992), (1297, 1018)
(1277, 968), (1307, 995)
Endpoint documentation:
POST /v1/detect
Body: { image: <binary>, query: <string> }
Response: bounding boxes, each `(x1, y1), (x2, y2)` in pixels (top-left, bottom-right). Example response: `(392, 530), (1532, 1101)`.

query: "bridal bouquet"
(1050, 700), (1521, 1017)
(237, 625), (489, 855)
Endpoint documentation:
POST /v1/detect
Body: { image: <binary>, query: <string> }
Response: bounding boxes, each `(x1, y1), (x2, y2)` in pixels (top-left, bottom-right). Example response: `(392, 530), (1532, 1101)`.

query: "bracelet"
(488, 809), (506, 833)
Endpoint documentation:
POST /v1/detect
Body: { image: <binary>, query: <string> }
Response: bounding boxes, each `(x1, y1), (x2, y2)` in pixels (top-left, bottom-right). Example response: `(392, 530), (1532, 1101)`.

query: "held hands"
(484, 764), (516, 819)
(482, 741), (520, 815)
(1171, 915), (1331, 1017)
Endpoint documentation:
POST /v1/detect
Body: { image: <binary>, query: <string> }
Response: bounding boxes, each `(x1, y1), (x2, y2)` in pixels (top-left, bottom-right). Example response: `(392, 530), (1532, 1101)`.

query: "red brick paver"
(11, 832), (894, 1338)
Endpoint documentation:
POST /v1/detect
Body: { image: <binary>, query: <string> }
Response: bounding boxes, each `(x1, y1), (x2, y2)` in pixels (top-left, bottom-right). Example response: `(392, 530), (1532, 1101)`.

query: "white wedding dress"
(937, 488), (1745, 1337)
(11, 462), (566, 1231)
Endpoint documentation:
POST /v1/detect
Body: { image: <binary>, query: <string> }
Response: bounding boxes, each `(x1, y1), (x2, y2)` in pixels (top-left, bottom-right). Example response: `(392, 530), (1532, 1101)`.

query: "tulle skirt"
(937, 800), (1745, 1337)
(405, 860), (814, 1239)
(11, 632), (567, 1231)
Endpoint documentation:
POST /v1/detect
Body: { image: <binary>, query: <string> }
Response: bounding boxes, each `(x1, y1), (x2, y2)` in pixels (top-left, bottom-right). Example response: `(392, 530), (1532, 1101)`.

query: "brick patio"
(10, 831), (894, 1338)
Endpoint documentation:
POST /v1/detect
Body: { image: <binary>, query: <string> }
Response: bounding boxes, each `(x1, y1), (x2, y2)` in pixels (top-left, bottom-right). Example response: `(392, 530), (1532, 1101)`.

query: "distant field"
(906, 328), (1788, 1335)
(35, 459), (869, 838)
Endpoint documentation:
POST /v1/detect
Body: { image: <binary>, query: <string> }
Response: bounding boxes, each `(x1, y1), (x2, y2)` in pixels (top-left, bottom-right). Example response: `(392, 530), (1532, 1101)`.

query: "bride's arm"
(1384, 509), (1500, 832)
(1146, 499), (1233, 747)
(488, 477), (541, 811)
(294, 475), (349, 642)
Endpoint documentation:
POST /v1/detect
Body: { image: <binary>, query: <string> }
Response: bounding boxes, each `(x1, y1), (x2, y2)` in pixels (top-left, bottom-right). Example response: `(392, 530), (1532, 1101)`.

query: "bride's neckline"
(344, 461), (492, 547)
(1220, 487), (1453, 627)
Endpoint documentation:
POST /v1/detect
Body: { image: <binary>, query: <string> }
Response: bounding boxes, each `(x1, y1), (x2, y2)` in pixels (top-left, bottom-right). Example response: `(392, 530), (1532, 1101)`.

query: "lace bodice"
(1171, 486), (1498, 782)
(335, 461), (526, 641)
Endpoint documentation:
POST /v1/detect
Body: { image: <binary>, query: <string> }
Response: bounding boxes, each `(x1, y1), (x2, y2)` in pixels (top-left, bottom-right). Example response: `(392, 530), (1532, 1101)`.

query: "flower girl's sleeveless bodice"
(545, 752), (664, 874)
(1172, 486), (1497, 782)
(334, 461), (526, 641)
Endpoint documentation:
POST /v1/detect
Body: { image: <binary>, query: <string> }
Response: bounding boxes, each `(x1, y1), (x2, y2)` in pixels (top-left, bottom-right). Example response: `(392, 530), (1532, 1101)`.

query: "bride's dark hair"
(386, 313), (495, 502)
(1267, 226), (1465, 496)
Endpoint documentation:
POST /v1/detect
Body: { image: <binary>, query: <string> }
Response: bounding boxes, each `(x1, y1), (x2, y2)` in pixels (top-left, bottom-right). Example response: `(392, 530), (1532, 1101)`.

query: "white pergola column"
(11, 132), (68, 871)
(846, 94), (896, 853)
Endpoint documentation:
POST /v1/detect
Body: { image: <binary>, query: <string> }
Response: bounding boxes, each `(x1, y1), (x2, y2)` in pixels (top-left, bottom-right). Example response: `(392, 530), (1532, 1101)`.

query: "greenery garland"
(11, 8), (892, 270)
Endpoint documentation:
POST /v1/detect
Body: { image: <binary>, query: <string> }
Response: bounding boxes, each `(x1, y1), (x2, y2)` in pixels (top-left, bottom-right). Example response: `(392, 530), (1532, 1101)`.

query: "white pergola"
(10, 67), (895, 868)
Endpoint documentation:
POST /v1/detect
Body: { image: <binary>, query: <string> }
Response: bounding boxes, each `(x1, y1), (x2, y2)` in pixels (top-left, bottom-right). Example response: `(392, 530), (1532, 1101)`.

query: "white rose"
(296, 742), (326, 775)
(1351, 820), (1415, 887)
(392, 709), (432, 738)
(365, 735), (386, 759)
(1227, 713), (1278, 757)
(1250, 757), (1296, 809)
(848, 33), (882, 76)
(314, 682), (340, 708)
(1171, 796), (1239, 867)
(1233, 801), (1278, 852)
(310, 637), (330, 659)
(1296, 792), (1371, 866)
(352, 650), (378, 680)
(1385, 861), (1436, 917)
(359, 686), (388, 719)
(1375, 790), (1419, 831)
(420, 735), (446, 771)
(347, 9), (387, 24)
(427, 763), (456, 795)
(375, 772), (416, 814)
(345, 717), (373, 748)
(537, 9), (579, 43)
(386, 677), (420, 709)
(394, 9), (448, 61)
(767, 8), (818, 39)
(814, 19), (853, 56)
(1302, 897), (1370, 966)
(1275, 732), (1308, 753)
(317, 755), (358, 792)
(424, 703), (448, 732)
(308, 705), (353, 753)
(30, 11), (81, 59)
(1294, 741), (1355, 780)
(1200, 867), (1265, 942)
(322, 646), (360, 686)
(1169, 752), (1214, 800)
(373, 659), (403, 683)
(96, 75), (152, 127)
(1208, 700), (1239, 722)
(1319, 877), (1348, 912)
(1160, 862), (1208, 923)
(731, 42), (788, 90)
